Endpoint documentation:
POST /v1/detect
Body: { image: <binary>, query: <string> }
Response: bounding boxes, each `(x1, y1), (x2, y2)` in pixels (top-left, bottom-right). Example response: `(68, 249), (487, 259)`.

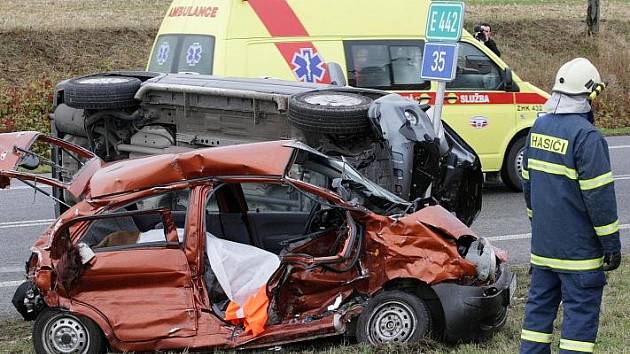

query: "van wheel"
(33, 308), (106, 354)
(65, 75), (141, 110)
(288, 91), (373, 136)
(356, 290), (431, 344)
(501, 136), (526, 192)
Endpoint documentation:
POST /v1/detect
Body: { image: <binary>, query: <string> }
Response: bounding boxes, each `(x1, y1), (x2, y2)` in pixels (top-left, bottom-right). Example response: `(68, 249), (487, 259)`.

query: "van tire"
(501, 136), (526, 192)
(65, 75), (141, 110)
(288, 91), (372, 136)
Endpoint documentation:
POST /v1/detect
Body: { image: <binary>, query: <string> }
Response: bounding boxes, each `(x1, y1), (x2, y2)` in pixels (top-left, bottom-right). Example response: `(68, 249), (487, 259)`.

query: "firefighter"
(519, 57), (621, 354)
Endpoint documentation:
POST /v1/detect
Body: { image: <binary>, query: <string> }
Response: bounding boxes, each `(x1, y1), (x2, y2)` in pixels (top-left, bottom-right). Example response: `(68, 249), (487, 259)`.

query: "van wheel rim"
(43, 314), (89, 354)
(78, 77), (131, 85)
(367, 300), (416, 343)
(305, 94), (363, 106)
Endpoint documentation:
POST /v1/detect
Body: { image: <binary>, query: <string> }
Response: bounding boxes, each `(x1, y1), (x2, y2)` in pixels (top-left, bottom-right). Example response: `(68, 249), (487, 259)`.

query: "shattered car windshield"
(288, 148), (408, 212)
(327, 158), (407, 204)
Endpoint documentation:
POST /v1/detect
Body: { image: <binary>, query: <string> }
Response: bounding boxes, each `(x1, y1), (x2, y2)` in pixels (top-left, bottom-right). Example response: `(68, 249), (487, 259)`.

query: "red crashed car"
(5, 132), (515, 353)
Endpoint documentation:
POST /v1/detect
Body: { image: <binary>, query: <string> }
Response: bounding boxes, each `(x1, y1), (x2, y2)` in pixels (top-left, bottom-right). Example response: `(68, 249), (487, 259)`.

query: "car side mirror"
(19, 153), (40, 170)
(504, 67), (518, 92)
(328, 62), (347, 86)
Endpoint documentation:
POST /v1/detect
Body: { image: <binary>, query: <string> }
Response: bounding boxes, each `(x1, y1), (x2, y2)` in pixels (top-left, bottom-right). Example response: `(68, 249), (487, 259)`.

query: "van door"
(246, 41), (336, 83)
(440, 41), (515, 172)
(147, 34), (216, 75)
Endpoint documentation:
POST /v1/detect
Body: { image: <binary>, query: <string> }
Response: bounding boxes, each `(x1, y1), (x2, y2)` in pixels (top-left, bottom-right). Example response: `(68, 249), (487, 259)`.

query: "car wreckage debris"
(1, 132), (515, 352)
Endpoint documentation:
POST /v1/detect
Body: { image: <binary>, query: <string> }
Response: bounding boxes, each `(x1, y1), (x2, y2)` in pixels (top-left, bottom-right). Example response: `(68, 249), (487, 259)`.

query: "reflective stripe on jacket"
(522, 112), (620, 271)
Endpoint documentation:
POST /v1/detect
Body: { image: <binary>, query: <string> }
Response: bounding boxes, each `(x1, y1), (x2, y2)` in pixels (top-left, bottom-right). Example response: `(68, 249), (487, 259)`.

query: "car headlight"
(464, 237), (497, 282)
(404, 110), (418, 125)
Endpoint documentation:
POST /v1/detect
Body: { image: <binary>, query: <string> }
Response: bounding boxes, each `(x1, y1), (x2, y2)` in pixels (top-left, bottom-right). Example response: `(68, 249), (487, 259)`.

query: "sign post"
(421, 1), (465, 134)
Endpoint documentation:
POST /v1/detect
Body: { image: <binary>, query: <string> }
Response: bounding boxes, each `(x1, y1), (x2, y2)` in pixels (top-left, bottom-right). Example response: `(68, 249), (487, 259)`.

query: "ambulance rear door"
(147, 0), (232, 75)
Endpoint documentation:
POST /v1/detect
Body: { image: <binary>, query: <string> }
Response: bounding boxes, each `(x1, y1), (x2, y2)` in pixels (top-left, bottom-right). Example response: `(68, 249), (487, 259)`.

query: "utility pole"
(587, 0), (600, 35)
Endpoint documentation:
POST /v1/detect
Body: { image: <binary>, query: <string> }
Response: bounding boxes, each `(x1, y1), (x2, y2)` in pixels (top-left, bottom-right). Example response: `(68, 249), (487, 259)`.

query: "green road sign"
(425, 2), (465, 42)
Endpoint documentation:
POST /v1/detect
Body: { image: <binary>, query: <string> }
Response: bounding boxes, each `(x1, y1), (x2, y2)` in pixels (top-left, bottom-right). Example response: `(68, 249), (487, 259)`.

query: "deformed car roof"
(89, 140), (295, 198)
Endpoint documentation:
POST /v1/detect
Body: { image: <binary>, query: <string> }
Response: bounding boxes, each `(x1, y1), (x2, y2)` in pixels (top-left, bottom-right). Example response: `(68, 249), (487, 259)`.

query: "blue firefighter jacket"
(522, 112), (621, 272)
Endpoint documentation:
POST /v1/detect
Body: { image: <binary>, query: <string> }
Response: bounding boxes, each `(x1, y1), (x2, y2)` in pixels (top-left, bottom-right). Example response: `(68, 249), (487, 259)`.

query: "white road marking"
(0, 219), (54, 229)
(488, 233), (532, 242)
(609, 145), (630, 149)
(0, 266), (23, 273)
(488, 223), (630, 242)
(0, 185), (51, 192)
(614, 174), (630, 181)
(0, 280), (23, 288)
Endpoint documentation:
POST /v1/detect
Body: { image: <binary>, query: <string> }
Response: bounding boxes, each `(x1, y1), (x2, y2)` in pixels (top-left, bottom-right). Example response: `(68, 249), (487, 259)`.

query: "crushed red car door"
(52, 209), (198, 342)
(0, 131), (102, 199)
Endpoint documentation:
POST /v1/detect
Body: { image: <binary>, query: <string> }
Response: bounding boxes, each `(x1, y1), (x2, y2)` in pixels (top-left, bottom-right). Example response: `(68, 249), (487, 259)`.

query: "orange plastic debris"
(224, 286), (270, 336)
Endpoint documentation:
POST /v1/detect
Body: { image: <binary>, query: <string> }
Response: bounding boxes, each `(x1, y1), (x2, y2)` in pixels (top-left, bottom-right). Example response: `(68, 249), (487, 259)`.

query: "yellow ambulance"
(146, 0), (549, 191)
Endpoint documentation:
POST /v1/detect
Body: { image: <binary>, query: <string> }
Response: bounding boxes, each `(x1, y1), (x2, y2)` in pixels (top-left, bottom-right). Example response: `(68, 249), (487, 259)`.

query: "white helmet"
(552, 58), (601, 95)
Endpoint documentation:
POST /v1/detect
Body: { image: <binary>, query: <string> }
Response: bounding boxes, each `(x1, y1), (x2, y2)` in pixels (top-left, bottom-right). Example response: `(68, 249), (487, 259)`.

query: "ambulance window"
(344, 40), (429, 90)
(176, 35), (214, 74)
(149, 35), (178, 73)
(446, 42), (502, 90)
(148, 34), (215, 75)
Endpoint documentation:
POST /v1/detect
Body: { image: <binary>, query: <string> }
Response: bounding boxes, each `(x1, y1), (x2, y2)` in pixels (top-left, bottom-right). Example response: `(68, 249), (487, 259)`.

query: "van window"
(148, 34), (215, 75)
(446, 42), (503, 90)
(344, 40), (429, 90)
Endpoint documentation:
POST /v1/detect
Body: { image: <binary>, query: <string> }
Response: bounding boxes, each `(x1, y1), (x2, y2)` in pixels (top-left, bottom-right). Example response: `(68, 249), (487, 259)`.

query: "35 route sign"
(425, 2), (465, 42)
(420, 42), (459, 81)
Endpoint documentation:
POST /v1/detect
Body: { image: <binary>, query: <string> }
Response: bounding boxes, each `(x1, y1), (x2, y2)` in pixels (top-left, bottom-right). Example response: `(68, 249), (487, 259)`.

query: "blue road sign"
(420, 42), (459, 81)
(425, 2), (465, 42)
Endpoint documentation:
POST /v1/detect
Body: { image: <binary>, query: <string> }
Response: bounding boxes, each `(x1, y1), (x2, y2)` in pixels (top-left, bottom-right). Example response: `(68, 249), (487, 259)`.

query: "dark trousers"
(520, 267), (606, 354)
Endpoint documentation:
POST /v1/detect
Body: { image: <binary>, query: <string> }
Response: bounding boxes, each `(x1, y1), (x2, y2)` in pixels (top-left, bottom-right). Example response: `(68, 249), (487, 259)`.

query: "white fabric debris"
(136, 228), (185, 243)
(205, 232), (280, 307)
(327, 294), (343, 311)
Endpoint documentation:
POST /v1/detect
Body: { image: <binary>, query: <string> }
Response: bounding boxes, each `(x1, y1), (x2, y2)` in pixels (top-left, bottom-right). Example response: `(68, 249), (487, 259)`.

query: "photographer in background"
(474, 23), (501, 57)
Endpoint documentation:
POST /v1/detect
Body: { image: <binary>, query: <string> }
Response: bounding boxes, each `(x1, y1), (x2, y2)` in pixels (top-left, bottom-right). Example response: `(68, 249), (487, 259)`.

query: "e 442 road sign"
(425, 2), (465, 42)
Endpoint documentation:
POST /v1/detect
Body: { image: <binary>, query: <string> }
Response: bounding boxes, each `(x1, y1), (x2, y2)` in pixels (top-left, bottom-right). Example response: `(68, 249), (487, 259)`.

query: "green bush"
(0, 77), (53, 134)
(0, 77), (54, 159)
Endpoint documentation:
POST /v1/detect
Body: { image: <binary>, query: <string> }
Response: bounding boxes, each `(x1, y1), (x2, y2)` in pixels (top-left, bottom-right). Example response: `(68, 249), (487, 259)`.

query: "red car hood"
(0, 131), (102, 199)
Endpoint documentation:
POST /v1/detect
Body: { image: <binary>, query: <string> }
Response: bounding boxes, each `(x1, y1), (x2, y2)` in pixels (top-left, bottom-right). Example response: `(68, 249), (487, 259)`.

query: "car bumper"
(12, 281), (41, 321)
(431, 262), (515, 342)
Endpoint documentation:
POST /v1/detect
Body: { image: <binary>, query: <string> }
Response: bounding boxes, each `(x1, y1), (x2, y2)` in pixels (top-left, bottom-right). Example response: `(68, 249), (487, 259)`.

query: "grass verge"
(600, 127), (630, 136)
(2, 258), (628, 353)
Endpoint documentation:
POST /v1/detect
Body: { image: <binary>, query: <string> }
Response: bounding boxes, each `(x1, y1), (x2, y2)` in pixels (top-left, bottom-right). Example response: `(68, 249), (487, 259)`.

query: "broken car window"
(241, 183), (313, 212)
(80, 189), (190, 248)
(288, 150), (409, 214)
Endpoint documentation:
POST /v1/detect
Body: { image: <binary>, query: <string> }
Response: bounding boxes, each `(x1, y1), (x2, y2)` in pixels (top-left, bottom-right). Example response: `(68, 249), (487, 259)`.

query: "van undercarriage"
(51, 72), (482, 225)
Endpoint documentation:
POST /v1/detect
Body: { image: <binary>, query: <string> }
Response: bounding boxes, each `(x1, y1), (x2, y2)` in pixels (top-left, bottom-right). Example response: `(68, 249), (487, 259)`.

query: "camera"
(474, 25), (486, 41)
